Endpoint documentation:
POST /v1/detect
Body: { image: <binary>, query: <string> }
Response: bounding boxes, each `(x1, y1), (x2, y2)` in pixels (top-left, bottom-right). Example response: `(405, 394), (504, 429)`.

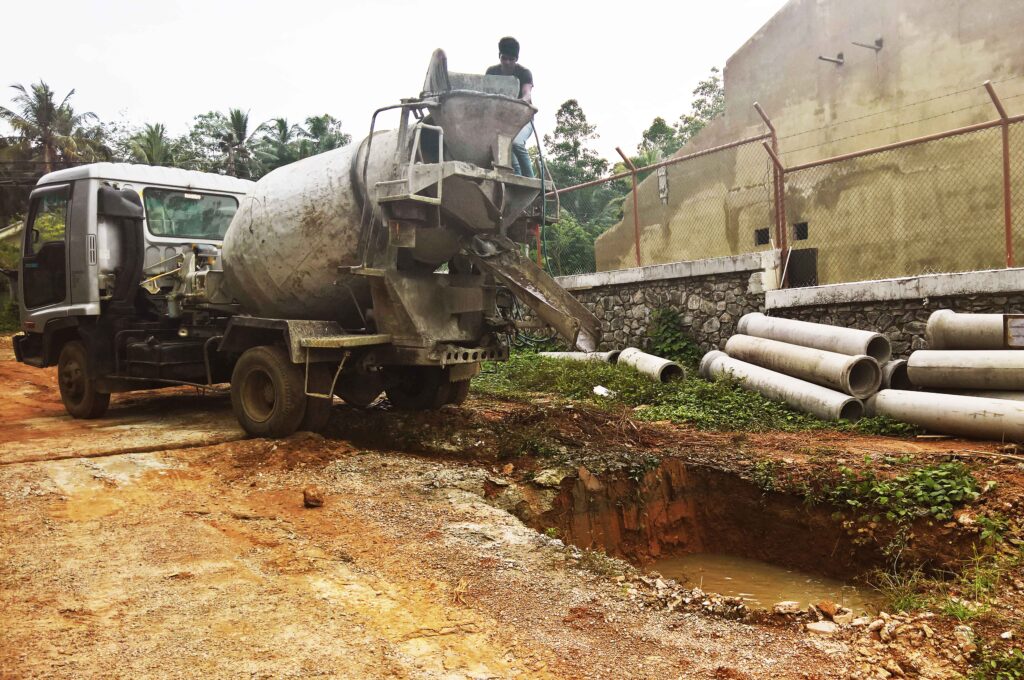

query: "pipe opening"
(606, 350), (622, 364)
(659, 364), (685, 382)
(865, 336), (892, 363)
(887, 362), (913, 390)
(847, 359), (881, 397)
(839, 399), (864, 422)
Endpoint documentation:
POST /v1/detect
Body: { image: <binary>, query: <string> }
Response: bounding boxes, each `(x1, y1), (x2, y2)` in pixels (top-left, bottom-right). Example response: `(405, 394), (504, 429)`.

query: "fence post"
(615, 147), (642, 268)
(754, 103), (788, 286)
(985, 81), (1014, 268)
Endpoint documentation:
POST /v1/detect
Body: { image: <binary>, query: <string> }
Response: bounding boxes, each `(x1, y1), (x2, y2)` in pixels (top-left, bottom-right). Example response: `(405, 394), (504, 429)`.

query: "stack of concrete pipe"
(866, 310), (1024, 441)
(700, 312), (890, 422)
(538, 347), (684, 382)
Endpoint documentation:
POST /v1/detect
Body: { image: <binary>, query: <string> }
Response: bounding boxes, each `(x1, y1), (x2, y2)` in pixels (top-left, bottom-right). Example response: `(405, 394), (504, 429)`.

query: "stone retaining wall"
(557, 253), (778, 352)
(766, 268), (1024, 358)
(559, 258), (1024, 357)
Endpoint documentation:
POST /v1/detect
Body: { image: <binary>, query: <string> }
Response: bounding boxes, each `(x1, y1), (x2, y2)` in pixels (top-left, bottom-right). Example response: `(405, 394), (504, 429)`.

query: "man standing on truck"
(486, 36), (535, 177)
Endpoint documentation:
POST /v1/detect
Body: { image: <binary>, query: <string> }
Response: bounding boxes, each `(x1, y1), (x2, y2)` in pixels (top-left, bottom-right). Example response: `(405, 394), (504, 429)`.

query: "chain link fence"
(543, 135), (776, 277)
(550, 109), (1024, 287)
(781, 124), (1009, 285)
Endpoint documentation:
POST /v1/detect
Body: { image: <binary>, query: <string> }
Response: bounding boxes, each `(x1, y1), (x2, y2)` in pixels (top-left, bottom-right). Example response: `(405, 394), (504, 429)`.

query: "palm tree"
(130, 123), (175, 166)
(219, 108), (264, 179)
(257, 118), (302, 171)
(0, 81), (99, 173)
(297, 114), (351, 158)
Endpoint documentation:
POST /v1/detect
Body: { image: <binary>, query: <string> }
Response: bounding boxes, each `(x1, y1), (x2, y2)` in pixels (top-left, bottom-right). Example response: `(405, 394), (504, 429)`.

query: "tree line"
(1, 70), (725, 276)
(0, 81), (352, 227)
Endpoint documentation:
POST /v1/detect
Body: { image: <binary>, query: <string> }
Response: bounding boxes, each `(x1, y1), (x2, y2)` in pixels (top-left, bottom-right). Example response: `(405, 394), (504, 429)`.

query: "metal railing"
(548, 79), (1023, 286)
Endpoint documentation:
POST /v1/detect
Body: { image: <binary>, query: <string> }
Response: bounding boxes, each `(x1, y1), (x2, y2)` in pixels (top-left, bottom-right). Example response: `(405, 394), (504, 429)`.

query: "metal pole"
(985, 80), (1014, 268)
(616, 147), (642, 268)
(755, 102), (789, 287)
(534, 224), (543, 267)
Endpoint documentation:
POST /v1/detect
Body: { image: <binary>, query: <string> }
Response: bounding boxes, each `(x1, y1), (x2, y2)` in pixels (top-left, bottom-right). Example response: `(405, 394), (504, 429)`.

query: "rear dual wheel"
(230, 345), (333, 438)
(383, 366), (471, 410)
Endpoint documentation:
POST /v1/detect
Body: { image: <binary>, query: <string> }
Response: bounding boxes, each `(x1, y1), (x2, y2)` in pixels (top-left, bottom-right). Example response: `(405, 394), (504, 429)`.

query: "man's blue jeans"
(511, 122), (535, 178)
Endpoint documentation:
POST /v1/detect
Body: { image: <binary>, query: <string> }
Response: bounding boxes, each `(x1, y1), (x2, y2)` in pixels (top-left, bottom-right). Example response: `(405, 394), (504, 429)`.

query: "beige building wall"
(594, 0), (1024, 283)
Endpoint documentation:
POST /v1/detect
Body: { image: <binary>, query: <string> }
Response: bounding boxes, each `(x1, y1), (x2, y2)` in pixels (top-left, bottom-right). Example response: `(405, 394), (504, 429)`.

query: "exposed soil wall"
(538, 459), (979, 580)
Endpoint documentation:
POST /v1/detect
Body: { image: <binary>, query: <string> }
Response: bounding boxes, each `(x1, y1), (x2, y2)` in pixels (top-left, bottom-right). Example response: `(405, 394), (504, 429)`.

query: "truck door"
(20, 184), (71, 320)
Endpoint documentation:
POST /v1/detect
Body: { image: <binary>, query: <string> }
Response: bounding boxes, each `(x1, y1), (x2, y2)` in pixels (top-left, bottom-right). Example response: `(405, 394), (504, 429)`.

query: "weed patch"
(475, 352), (920, 436)
(824, 461), (981, 523)
(971, 645), (1024, 680)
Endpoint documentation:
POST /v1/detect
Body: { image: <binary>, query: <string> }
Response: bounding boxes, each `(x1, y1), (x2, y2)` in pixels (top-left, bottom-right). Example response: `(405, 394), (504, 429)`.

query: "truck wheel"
(299, 363), (333, 433)
(334, 378), (383, 408)
(447, 380), (471, 405)
(384, 366), (451, 411)
(57, 340), (111, 419)
(231, 345), (306, 438)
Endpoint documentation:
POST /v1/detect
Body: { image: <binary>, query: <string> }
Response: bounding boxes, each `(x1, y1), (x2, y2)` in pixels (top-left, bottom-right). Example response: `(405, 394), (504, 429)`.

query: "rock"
(882, 659), (906, 677)
(302, 486), (324, 508)
(532, 468), (571, 488)
(833, 609), (855, 626)
(1001, 630), (1014, 640)
(577, 466), (604, 492)
(773, 600), (802, 615)
(954, 624), (977, 655)
(817, 600), (839, 618)
(806, 621), (839, 635)
(851, 617), (872, 627)
(868, 619), (885, 632)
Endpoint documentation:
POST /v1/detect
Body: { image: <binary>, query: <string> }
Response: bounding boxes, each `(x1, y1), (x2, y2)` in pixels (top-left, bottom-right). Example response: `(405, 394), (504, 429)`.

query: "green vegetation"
(647, 308), (703, 366)
(824, 461), (981, 523)
(870, 565), (929, 613)
(972, 645), (1024, 680)
(1, 81), (354, 227)
(475, 351), (912, 436)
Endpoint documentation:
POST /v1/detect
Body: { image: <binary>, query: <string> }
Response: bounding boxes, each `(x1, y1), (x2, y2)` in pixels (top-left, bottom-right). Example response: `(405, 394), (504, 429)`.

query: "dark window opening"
(794, 222), (809, 240)
(754, 228), (770, 246)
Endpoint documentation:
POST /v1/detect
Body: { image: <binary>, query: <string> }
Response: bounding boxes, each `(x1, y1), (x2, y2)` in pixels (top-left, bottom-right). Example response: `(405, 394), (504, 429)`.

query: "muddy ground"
(1, 341), (1022, 679)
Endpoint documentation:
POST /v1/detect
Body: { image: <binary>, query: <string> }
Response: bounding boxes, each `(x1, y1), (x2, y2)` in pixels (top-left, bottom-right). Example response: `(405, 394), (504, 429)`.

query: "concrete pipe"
(737, 312), (891, 363)
(925, 310), (1005, 350)
(907, 350), (1024, 390)
(880, 360), (913, 390)
(538, 351), (621, 363)
(724, 334), (880, 398)
(618, 347), (684, 382)
(700, 350), (863, 422)
(940, 390), (1024, 402)
(866, 390), (1024, 442)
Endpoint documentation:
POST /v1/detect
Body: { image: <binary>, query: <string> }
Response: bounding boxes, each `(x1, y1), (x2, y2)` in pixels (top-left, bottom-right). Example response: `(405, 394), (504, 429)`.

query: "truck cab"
(14, 163), (253, 415)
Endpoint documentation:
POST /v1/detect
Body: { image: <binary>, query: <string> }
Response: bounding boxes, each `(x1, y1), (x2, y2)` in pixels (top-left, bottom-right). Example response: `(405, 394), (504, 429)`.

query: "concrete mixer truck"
(11, 50), (601, 438)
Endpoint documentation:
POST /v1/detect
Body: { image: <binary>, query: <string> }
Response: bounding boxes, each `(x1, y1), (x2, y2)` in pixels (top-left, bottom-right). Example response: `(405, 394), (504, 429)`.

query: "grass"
(870, 565), (929, 613)
(971, 645), (1024, 680)
(474, 351), (914, 435)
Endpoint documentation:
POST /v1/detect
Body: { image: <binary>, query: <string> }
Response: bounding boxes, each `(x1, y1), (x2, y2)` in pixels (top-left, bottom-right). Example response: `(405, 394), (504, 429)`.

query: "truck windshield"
(143, 188), (239, 240)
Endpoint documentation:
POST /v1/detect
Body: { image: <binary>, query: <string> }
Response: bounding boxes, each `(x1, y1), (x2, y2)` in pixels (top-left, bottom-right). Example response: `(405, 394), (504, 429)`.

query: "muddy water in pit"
(650, 552), (881, 614)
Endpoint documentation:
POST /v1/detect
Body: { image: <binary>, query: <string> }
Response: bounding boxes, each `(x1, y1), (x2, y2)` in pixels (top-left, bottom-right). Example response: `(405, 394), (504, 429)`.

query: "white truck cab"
(18, 163), (252, 334)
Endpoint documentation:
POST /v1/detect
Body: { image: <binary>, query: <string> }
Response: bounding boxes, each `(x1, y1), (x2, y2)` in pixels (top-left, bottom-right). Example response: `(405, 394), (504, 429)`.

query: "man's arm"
(520, 82), (533, 103)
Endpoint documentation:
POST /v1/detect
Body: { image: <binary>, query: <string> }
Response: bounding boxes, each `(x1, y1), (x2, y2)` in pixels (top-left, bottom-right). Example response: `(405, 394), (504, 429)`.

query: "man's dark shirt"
(485, 64), (533, 98)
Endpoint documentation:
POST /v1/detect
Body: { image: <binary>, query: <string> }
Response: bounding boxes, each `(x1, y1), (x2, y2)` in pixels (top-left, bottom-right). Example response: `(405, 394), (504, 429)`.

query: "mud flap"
(466, 236), (600, 352)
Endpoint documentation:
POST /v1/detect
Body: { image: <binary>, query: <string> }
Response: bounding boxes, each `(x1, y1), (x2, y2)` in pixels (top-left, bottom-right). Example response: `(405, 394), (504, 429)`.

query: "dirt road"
(0, 345), (1012, 678)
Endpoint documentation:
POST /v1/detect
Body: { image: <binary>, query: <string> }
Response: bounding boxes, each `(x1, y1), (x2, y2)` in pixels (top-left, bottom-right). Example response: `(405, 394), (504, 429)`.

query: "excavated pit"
(534, 458), (978, 591)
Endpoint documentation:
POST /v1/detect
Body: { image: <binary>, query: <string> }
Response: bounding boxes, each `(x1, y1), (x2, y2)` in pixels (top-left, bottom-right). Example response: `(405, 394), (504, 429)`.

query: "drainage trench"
(534, 459), (971, 612)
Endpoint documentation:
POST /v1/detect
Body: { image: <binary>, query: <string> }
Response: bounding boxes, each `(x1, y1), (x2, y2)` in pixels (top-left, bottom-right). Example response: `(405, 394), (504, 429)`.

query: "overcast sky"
(2, 0), (786, 161)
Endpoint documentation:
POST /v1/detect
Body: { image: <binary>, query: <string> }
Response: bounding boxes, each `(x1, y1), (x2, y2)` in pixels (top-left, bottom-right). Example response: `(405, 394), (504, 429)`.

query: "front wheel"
(57, 340), (110, 419)
(231, 345), (307, 438)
